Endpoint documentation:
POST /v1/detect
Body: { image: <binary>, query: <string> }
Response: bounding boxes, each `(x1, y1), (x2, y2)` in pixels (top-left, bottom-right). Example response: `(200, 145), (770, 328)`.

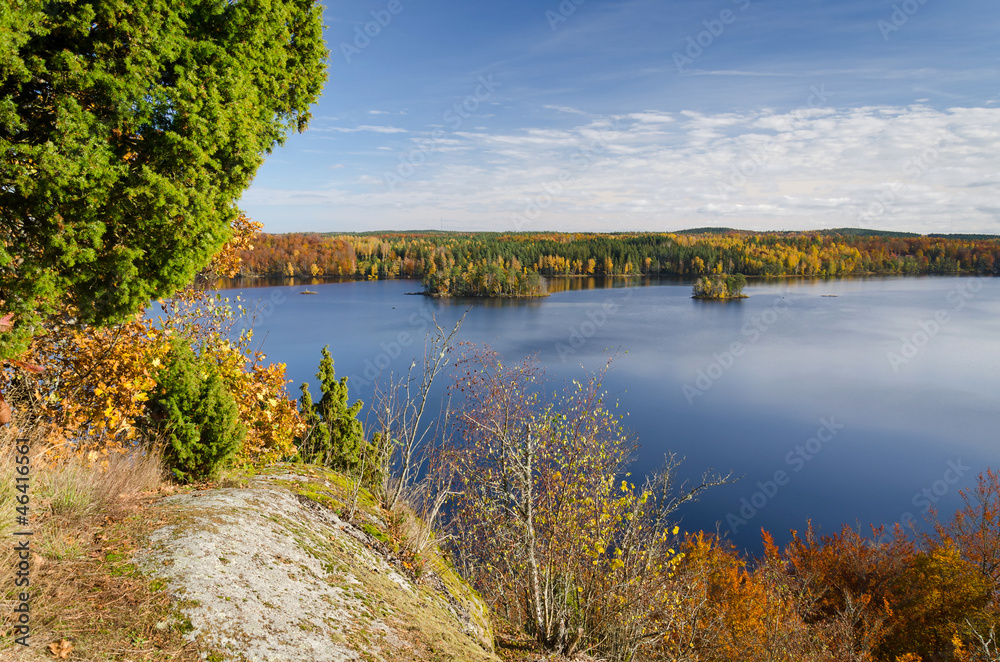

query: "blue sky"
(241, 0), (1000, 234)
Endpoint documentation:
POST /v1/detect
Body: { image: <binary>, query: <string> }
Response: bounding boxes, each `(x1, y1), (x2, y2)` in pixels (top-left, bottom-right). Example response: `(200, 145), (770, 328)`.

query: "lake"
(215, 275), (1000, 554)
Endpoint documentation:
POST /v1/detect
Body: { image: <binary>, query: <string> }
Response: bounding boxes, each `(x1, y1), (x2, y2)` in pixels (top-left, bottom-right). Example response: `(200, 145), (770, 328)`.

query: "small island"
(422, 266), (546, 298)
(692, 273), (748, 299)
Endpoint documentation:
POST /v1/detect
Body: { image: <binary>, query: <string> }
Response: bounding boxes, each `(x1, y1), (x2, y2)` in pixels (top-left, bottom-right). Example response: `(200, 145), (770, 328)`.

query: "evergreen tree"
(0, 0), (328, 359)
(149, 338), (245, 482)
(297, 345), (365, 470)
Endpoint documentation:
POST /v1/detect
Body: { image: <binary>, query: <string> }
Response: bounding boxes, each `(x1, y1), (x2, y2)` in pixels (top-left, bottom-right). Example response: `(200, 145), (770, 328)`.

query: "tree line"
(233, 230), (1000, 296)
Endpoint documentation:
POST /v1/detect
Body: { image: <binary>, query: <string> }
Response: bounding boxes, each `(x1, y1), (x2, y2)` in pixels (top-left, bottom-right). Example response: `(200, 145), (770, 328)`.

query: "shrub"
(148, 339), (245, 482)
(159, 286), (304, 468)
(15, 312), (170, 456)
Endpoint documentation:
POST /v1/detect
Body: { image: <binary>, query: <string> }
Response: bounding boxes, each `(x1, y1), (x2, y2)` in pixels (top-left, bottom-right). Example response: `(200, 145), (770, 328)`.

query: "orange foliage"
(937, 468), (1000, 590)
(207, 212), (264, 279)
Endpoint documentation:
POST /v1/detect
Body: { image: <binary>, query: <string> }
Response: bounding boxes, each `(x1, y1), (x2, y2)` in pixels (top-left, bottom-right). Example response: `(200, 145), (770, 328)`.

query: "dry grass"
(0, 416), (201, 660)
(492, 618), (607, 662)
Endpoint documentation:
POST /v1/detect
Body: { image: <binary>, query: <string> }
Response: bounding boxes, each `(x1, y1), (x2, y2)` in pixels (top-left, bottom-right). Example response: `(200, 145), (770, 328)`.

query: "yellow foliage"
(23, 312), (170, 458)
(13, 286), (302, 467)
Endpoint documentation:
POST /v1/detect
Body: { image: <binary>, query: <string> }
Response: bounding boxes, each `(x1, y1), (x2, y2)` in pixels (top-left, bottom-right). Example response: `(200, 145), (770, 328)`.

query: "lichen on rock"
(136, 467), (496, 662)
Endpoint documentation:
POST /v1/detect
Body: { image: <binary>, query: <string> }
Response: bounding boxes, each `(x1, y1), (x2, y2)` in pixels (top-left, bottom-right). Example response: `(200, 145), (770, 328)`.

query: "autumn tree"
(0, 313), (42, 425)
(782, 522), (912, 660)
(234, 231), (1000, 295)
(693, 274), (747, 299)
(936, 469), (1000, 594)
(929, 469), (1000, 660)
(203, 213), (265, 281)
(585, 456), (734, 661)
(884, 539), (991, 660)
(4, 247), (303, 466)
(445, 346), (731, 658)
(671, 532), (829, 662)
(446, 348), (616, 652)
(0, 0), (328, 359)
(154, 258), (304, 468)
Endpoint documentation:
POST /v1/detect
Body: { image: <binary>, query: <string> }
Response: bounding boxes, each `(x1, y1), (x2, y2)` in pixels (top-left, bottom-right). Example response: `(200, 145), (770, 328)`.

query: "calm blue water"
(215, 275), (1000, 554)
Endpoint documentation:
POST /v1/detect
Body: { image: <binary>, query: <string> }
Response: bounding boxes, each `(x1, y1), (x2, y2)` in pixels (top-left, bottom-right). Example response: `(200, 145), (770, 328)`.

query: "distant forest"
(234, 230), (1000, 296)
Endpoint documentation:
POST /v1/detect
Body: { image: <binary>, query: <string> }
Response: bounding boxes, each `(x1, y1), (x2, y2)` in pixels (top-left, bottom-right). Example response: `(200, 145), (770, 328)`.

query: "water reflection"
(207, 275), (1000, 555)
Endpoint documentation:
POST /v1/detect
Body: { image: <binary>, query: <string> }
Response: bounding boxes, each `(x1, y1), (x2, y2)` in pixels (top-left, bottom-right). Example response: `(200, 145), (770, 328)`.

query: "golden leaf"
(48, 639), (73, 659)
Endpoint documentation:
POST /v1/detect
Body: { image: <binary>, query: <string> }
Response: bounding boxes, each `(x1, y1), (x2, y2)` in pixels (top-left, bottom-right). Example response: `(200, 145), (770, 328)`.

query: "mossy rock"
(134, 465), (497, 661)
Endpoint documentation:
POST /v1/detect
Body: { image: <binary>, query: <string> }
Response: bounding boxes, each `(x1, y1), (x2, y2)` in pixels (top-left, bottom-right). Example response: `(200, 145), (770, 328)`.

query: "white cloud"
(247, 105), (1000, 235)
(628, 111), (676, 124)
(543, 104), (589, 115)
(324, 125), (409, 134)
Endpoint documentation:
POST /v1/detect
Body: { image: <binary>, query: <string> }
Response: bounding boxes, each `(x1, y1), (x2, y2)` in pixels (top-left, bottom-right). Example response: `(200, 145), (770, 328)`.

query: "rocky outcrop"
(136, 466), (496, 662)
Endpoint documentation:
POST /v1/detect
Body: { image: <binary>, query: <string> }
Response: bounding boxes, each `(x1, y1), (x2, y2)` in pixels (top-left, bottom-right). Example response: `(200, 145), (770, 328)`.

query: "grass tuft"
(0, 415), (200, 659)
